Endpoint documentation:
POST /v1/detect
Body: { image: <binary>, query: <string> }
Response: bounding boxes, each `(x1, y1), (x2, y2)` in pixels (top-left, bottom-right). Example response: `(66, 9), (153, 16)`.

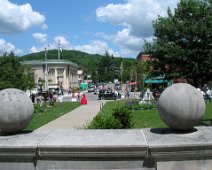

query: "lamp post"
(38, 77), (43, 93)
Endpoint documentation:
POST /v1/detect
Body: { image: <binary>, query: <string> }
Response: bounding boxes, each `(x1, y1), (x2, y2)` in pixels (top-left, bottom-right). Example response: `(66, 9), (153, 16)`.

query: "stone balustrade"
(0, 127), (212, 170)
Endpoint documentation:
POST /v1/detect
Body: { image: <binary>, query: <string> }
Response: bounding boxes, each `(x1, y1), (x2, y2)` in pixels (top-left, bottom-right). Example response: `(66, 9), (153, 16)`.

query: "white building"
(24, 59), (79, 91)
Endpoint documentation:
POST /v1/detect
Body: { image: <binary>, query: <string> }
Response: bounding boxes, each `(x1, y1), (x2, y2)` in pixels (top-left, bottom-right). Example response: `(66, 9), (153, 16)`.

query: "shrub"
(88, 113), (121, 129)
(87, 105), (133, 129)
(112, 106), (133, 128)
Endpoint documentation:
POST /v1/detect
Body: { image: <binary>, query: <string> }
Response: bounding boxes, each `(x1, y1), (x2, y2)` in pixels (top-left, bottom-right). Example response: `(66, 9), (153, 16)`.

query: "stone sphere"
(0, 88), (34, 133)
(158, 83), (205, 130)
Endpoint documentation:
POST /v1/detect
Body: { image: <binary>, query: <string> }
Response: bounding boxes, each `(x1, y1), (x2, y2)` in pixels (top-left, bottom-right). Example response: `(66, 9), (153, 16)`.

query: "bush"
(112, 106), (133, 128)
(88, 113), (121, 129)
(87, 105), (133, 129)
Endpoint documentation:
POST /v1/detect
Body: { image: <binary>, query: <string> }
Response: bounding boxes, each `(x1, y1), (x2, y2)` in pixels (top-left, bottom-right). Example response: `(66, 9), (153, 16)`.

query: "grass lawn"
(25, 102), (80, 130)
(201, 102), (212, 126)
(94, 100), (212, 128)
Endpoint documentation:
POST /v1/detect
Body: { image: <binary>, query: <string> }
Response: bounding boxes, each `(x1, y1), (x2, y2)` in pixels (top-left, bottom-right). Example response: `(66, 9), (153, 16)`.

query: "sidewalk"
(36, 100), (105, 131)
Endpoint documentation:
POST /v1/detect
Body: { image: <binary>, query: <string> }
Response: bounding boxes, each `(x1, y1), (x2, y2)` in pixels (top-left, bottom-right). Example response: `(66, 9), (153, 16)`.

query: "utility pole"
(44, 45), (49, 91)
(58, 39), (61, 59)
(120, 62), (123, 84)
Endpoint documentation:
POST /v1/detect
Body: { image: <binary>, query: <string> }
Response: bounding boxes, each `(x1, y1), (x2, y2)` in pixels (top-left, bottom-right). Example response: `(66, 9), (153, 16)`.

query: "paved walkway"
(36, 100), (106, 131)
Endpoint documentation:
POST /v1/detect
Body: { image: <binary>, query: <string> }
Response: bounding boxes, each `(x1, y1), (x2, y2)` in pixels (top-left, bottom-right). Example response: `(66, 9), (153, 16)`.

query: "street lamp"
(38, 77), (43, 93)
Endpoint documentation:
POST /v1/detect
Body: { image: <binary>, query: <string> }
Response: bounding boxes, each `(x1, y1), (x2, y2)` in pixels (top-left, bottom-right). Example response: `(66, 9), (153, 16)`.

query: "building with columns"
(24, 59), (79, 91)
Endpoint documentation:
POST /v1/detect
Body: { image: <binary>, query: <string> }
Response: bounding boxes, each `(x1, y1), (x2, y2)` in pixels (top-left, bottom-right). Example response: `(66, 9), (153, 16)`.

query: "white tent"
(142, 88), (154, 101)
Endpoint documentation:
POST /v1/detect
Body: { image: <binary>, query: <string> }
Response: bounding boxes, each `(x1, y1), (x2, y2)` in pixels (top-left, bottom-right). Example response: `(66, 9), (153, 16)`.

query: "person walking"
(125, 85), (130, 99)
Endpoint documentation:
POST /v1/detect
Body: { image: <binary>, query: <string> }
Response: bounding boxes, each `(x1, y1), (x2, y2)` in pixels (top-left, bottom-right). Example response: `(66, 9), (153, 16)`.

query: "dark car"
(98, 89), (121, 100)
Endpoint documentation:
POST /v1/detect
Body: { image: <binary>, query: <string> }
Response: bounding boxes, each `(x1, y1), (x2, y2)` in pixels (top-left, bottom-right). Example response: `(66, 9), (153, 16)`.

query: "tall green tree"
(0, 53), (35, 90)
(144, 0), (212, 87)
(97, 52), (116, 82)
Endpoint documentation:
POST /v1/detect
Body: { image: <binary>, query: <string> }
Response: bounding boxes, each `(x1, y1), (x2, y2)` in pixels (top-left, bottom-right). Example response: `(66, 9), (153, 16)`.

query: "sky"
(0, 0), (179, 58)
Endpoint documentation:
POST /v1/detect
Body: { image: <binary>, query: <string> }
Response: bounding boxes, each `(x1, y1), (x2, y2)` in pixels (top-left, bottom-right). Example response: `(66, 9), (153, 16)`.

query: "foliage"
(88, 106), (133, 129)
(21, 50), (136, 83)
(144, 0), (212, 87)
(25, 102), (80, 130)
(87, 100), (166, 129)
(132, 61), (151, 90)
(112, 106), (133, 128)
(0, 53), (36, 90)
(87, 113), (121, 129)
(87, 100), (133, 129)
(97, 52), (117, 82)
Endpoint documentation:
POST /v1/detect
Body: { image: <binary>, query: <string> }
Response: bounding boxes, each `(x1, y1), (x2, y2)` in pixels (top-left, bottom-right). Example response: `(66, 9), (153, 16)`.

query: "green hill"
(21, 50), (136, 82)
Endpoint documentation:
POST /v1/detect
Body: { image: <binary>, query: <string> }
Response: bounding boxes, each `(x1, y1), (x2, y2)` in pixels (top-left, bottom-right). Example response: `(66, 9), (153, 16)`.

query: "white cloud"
(0, 38), (22, 55)
(41, 24), (48, 30)
(54, 36), (70, 48)
(30, 35), (119, 57)
(30, 46), (39, 53)
(97, 0), (178, 37)
(0, 0), (46, 34)
(96, 0), (179, 57)
(30, 44), (53, 53)
(114, 29), (144, 50)
(73, 40), (119, 56)
(33, 33), (47, 43)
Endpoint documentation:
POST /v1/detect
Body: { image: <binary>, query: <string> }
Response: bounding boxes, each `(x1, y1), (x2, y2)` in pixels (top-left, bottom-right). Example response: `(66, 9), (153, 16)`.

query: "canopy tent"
(129, 82), (137, 85)
(141, 88), (154, 101)
(80, 83), (87, 91)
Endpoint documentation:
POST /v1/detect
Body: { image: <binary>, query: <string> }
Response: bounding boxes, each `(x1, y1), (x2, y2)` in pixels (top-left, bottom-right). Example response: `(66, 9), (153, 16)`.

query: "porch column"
(55, 68), (58, 85)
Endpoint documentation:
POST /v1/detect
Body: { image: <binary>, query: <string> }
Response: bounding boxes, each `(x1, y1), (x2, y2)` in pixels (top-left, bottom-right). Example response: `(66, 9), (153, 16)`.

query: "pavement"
(36, 100), (106, 131)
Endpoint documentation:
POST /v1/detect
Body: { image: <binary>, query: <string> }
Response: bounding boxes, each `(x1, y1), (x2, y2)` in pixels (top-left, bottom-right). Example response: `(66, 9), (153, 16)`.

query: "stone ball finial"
(158, 83), (205, 130)
(0, 88), (34, 133)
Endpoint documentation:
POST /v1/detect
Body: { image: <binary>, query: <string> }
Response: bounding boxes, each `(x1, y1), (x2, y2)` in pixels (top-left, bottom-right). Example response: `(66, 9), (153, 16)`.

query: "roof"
(137, 53), (152, 62)
(23, 59), (79, 68)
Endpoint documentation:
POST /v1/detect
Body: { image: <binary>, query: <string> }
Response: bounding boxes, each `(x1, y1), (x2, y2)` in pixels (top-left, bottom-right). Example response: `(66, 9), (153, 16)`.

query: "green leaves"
(0, 54), (35, 90)
(145, 0), (212, 87)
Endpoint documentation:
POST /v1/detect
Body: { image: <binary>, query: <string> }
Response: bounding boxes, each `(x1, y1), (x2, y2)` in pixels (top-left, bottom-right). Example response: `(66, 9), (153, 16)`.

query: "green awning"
(144, 79), (168, 84)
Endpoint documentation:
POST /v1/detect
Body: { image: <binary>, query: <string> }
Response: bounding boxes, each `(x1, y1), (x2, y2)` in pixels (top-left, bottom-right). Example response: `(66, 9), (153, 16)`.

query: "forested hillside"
(21, 50), (136, 82)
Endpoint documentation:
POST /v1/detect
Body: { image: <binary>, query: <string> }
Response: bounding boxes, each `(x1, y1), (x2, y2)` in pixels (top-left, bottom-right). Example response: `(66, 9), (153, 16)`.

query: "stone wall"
(0, 127), (212, 170)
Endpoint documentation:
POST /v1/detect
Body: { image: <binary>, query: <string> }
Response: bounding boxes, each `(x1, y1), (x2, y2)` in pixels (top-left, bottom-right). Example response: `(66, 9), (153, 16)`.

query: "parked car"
(98, 89), (121, 100)
(88, 84), (95, 92)
(114, 83), (122, 90)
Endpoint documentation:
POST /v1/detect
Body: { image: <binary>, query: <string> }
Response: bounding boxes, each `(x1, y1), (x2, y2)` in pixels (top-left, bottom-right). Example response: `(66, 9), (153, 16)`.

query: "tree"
(97, 51), (117, 82)
(144, 0), (212, 87)
(135, 61), (151, 90)
(0, 53), (36, 90)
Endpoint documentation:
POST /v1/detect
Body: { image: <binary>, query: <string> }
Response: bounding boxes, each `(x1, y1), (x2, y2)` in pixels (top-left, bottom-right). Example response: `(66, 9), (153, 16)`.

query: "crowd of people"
(29, 82), (212, 105)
